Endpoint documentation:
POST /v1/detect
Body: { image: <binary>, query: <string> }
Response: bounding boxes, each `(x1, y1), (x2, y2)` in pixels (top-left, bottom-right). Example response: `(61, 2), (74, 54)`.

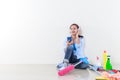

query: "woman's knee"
(67, 45), (73, 51)
(75, 62), (89, 69)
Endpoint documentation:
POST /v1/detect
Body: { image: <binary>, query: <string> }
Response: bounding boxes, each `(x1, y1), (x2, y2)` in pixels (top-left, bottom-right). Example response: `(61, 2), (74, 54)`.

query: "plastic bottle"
(96, 56), (101, 67)
(106, 55), (112, 70)
(103, 50), (107, 70)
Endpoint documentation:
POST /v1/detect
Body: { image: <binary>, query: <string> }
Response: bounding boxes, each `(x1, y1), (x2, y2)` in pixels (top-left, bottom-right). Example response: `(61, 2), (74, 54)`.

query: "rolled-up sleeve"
(63, 38), (67, 51)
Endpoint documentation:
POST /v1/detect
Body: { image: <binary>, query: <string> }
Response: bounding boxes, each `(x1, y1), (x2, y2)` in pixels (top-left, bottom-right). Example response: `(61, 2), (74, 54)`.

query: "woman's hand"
(75, 29), (80, 44)
(76, 29), (80, 38)
(66, 40), (74, 47)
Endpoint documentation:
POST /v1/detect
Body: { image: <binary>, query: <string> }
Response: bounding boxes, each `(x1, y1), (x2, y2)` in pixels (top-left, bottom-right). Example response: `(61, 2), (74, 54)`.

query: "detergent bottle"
(96, 56), (101, 67)
(106, 55), (112, 70)
(103, 50), (107, 70)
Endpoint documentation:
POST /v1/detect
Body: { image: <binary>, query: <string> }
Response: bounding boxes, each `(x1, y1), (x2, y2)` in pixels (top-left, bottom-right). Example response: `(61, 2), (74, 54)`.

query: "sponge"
(96, 76), (109, 80)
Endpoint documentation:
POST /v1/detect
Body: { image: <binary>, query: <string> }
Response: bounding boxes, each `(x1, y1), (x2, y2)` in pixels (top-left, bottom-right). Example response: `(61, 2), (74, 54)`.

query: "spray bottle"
(96, 56), (101, 67)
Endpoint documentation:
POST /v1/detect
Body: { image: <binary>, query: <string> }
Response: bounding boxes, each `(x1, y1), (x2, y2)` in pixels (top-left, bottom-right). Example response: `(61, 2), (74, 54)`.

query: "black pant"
(64, 45), (88, 69)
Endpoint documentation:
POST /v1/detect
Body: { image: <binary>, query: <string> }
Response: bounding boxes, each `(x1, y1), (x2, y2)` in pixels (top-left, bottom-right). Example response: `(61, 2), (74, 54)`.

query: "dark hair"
(78, 35), (83, 38)
(70, 23), (79, 29)
(69, 23), (83, 38)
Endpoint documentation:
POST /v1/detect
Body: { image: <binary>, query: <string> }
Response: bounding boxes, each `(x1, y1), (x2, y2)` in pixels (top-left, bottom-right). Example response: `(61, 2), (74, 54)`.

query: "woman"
(57, 23), (89, 70)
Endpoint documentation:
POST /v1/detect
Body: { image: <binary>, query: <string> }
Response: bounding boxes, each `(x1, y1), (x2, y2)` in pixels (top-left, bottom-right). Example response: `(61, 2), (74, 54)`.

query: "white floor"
(0, 64), (119, 80)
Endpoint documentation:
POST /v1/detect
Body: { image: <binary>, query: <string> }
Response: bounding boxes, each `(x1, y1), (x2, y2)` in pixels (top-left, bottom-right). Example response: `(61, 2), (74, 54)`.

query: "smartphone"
(67, 37), (72, 42)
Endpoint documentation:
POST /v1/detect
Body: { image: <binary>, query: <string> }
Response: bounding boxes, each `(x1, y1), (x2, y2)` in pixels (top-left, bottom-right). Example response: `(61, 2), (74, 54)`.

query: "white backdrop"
(0, 0), (120, 65)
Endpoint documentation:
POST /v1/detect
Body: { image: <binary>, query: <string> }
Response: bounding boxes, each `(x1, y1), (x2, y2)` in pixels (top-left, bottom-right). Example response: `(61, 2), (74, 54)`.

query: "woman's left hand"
(76, 29), (80, 38)
(75, 30), (80, 44)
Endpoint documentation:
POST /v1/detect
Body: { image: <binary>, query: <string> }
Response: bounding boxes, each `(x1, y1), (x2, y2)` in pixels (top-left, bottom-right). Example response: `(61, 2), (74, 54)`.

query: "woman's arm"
(76, 38), (85, 57)
(75, 29), (80, 44)
(75, 37), (80, 44)
(63, 37), (74, 52)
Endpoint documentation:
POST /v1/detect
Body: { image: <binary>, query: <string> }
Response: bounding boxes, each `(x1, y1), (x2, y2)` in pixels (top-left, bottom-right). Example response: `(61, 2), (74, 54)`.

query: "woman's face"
(70, 25), (78, 36)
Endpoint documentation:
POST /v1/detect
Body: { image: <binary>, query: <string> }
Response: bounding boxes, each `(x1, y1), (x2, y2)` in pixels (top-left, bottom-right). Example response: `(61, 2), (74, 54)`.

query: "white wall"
(0, 0), (120, 65)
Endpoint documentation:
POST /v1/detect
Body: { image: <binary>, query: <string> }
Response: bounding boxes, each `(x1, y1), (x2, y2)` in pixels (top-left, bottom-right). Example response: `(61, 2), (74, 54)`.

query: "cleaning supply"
(103, 51), (107, 70)
(106, 55), (112, 70)
(96, 76), (109, 80)
(102, 71), (120, 80)
(80, 57), (89, 64)
(96, 56), (102, 67)
(88, 64), (108, 80)
(58, 61), (82, 76)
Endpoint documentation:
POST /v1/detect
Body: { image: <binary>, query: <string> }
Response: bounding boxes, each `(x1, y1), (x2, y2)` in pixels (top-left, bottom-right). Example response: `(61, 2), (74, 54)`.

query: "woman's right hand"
(66, 40), (74, 47)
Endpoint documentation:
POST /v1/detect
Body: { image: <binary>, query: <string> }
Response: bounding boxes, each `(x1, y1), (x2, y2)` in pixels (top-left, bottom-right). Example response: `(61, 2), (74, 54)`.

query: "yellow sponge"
(96, 76), (109, 80)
